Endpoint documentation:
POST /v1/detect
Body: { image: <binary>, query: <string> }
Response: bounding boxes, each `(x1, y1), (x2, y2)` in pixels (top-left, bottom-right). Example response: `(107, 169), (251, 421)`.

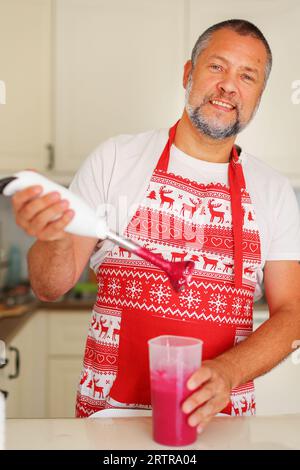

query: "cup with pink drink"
(148, 335), (203, 447)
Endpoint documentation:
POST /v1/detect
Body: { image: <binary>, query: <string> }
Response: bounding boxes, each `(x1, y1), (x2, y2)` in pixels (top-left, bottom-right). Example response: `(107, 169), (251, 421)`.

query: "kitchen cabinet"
(47, 310), (91, 418)
(2, 311), (47, 418)
(48, 357), (84, 418)
(254, 307), (300, 415)
(187, 0), (300, 179)
(0, 0), (52, 172)
(53, 0), (186, 172)
(1, 309), (90, 418)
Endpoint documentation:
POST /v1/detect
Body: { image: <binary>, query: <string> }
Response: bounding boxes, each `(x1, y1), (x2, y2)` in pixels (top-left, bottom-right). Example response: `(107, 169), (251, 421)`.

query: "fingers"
(186, 365), (213, 391)
(186, 396), (220, 430)
(29, 199), (69, 232)
(12, 186), (43, 211)
(36, 210), (74, 241)
(182, 384), (214, 414)
(11, 186), (75, 241)
(13, 190), (61, 219)
(182, 362), (232, 432)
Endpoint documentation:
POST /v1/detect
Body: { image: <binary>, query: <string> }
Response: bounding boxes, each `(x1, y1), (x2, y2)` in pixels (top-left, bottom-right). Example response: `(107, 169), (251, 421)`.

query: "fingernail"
(50, 192), (60, 200)
(60, 200), (69, 208)
(197, 425), (203, 434)
(187, 380), (196, 390)
(33, 186), (42, 194)
(188, 416), (198, 427)
(182, 404), (193, 414)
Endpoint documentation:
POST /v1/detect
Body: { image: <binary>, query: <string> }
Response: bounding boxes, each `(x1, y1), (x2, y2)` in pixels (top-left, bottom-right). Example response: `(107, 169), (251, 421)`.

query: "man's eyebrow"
(208, 54), (229, 64)
(241, 65), (259, 77)
(207, 54), (259, 76)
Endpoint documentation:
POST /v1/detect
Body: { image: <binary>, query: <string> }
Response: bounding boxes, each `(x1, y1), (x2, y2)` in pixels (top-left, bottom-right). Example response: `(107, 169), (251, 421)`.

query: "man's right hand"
(12, 185), (75, 242)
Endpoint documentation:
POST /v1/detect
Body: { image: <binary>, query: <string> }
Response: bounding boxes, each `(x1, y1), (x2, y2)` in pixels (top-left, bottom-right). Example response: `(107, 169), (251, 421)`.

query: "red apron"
(76, 122), (261, 418)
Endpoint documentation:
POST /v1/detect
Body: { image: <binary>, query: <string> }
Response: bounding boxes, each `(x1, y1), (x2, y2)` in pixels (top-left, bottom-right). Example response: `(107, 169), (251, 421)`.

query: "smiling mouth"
(209, 99), (236, 112)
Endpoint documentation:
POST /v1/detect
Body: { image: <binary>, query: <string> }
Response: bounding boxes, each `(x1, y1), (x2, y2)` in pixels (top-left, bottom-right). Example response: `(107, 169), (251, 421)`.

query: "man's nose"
(216, 75), (238, 96)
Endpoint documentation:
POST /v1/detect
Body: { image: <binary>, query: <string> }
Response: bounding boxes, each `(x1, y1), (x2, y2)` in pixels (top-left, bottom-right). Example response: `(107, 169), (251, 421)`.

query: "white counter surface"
(5, 415), (300, 450)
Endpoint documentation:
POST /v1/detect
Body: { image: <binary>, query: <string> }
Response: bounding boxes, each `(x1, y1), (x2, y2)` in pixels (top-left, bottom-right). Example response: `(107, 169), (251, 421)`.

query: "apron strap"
(229, 146), (246, 288)
(156, 121), (245, 288)
(155, 121), (179, 172)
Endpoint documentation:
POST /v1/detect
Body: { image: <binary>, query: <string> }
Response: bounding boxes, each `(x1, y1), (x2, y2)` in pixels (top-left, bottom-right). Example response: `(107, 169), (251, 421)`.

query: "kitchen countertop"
(5, 414), (300, 450)
(0, 297), (95, 320)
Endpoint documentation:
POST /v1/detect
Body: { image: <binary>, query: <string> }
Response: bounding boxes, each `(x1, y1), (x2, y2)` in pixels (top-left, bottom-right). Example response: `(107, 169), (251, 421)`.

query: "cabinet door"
(48, 310), (90, 356)
(54, 0), (186, 172)
(188, 0), (300, 179)
(255, 355), (300, 416)
(0, 0), (52, 171)
(47, 310), (91, 417)
(48, 357), (84, 418)
(5, 311), (47, 418)
(253, 307), (300, 415)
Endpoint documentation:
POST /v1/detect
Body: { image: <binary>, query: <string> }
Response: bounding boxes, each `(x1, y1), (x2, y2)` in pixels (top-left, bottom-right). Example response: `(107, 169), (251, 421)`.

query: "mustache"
(203, 93), (239, 110)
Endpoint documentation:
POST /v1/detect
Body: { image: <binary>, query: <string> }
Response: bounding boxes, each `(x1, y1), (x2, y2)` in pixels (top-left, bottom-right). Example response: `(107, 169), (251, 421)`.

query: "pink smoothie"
(150, 370), (196, 446)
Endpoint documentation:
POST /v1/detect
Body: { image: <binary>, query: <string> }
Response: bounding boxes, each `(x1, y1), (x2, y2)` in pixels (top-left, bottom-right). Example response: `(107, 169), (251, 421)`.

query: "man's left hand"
(182, 359), (233, 433)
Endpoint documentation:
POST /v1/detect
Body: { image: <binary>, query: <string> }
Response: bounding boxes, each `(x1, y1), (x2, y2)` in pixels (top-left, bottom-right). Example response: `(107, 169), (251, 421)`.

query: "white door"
(0, 0), (52, 172)
(48, 357), (84, 418)
(53, 0), (186, 172)
(4, 311), (47, 418)
(254, 307), (300, 415)
(47, 310), (90, 417)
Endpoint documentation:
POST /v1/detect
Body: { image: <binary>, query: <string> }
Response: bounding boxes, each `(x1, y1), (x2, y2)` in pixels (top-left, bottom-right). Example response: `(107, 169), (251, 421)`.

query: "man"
(12, 19), (300, 431)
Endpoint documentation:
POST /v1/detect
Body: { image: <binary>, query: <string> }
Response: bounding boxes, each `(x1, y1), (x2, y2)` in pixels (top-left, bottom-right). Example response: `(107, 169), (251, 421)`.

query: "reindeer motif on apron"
(76, 122), (261, 418)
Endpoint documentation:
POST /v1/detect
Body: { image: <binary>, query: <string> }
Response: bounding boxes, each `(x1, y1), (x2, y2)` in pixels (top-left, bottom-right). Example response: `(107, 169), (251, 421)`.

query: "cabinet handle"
(8, 346), (20, 380)
(0, 389), (8, 399)
(46, 143), (55, 170)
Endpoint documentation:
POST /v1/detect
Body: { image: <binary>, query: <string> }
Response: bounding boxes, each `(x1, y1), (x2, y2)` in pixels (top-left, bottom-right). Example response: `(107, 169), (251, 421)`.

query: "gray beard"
(186, 103), (243, 139)
(185, 76), (257, 140)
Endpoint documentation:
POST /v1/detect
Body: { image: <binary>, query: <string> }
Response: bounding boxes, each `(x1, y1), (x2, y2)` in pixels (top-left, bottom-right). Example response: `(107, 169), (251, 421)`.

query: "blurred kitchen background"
(0, 0), (300, 419)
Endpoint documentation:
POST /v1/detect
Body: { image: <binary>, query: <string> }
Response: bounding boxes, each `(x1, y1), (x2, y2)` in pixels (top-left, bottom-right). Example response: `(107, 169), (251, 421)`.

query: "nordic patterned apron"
(76, 122), (261, 418)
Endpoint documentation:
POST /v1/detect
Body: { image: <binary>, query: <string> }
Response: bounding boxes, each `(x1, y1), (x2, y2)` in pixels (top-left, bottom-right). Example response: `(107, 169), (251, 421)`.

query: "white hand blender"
(0, 171), (194, 292)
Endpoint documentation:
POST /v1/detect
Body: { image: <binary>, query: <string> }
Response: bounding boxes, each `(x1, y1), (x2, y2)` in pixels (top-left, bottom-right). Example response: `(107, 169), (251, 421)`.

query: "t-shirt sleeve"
(266, 179), (300, 261)
(68, 139), (116, 216)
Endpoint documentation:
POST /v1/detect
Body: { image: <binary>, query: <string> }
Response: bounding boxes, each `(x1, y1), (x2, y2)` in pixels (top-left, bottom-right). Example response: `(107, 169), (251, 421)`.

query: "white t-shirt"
(69, 128), (300, 301)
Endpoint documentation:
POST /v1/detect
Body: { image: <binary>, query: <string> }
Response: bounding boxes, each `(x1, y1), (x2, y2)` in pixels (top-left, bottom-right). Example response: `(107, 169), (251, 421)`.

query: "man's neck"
(174, 111), (236, 163)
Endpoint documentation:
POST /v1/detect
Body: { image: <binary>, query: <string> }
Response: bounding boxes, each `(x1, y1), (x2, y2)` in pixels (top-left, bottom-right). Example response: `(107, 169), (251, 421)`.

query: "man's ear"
(183, 60), (192, 89)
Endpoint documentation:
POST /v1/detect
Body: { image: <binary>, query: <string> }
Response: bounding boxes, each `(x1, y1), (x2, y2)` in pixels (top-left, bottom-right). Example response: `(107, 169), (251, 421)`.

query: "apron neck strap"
(229, 146), (245, 288)
(156, 121), (245, 288)
(155, 120), (179, 172)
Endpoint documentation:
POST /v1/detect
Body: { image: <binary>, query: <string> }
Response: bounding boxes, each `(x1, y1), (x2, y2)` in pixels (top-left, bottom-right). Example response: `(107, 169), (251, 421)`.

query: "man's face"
(184, 29), (268, 140)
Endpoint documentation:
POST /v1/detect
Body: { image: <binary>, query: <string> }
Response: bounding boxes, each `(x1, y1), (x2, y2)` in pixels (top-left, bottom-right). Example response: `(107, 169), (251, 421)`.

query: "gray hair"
(191, 19), (272, 87)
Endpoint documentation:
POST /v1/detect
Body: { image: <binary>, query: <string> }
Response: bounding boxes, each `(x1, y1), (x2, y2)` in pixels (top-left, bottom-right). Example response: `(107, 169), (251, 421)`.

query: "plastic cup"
(148, 335), (203, 447)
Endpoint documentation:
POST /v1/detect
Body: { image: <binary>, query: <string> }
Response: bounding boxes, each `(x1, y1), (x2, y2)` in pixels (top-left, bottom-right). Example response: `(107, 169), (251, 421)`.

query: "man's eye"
(242, 74), (255, 82)
(209, 64), (222, 71)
